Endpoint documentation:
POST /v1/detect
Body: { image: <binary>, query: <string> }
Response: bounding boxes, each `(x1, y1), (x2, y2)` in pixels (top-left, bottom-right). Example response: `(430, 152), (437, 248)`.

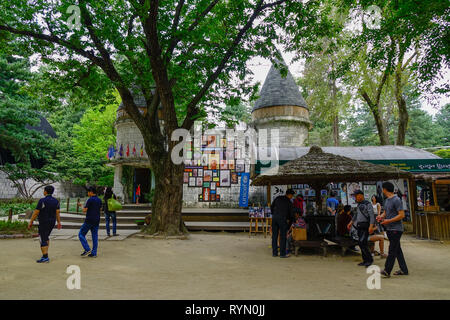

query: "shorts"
(38, 221), (55, 247)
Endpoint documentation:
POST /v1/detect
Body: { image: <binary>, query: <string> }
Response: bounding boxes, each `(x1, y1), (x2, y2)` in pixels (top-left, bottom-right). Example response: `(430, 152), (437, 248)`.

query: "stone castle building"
(251, 60), (311, 148)
(109, 58), (311, 207)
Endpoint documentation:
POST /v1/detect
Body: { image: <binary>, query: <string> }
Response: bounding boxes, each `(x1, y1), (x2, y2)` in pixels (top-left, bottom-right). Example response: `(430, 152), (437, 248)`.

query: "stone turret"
(251, 58), (310, 148)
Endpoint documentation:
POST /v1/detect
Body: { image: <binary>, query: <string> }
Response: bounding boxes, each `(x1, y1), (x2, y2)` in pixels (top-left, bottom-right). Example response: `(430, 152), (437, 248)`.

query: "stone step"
(19, 207), (253, 231)
(58, 216), (144, 224)
(185, 221), (253, 231)
(22, 218), (256, 232)
(121, 204), (152, 210)
(25, 220), (255, 231)
(28, 220), (141, 230)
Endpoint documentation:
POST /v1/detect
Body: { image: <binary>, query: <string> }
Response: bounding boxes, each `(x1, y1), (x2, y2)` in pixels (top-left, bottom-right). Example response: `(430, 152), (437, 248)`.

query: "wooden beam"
(435, 180), (450, 185)
(408, 178), (416, 234)
(432, 181), (439, 207)
(267, 183), (271, 206)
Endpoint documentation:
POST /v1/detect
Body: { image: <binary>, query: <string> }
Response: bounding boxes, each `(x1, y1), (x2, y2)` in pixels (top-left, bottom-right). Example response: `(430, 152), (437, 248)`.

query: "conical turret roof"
(253, 58), (307, 111)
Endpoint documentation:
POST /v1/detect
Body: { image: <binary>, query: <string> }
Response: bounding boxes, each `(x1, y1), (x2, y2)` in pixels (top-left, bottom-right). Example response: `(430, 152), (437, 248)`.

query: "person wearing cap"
(270, 189), (295, 258)
(347, 189), (375, 267)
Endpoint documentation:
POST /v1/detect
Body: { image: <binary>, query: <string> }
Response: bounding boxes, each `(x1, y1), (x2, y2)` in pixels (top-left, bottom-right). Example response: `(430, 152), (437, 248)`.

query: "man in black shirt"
(28, 185), (62, 263)
(271, 189), (295, 258)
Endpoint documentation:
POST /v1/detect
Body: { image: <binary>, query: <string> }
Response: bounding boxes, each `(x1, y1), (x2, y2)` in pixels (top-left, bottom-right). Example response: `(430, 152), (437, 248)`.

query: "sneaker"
(380, 270), (390, 278)
(88, 253), (97, 258)
(36, 257), (49, 263)
(393, 270), (408, 276)
(272, 254), (278, 257)
(280, 254), (291, 258)
(80, 250), (91, 257)
(112, 233), (120, 237)
(107, 234), (111, 237)
(357, 262), (366, 266)
(364, 262), (373, 268)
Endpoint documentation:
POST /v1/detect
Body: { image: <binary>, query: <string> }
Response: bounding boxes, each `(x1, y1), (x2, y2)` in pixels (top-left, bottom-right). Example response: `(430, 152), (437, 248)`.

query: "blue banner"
(239, 172), (250, 207)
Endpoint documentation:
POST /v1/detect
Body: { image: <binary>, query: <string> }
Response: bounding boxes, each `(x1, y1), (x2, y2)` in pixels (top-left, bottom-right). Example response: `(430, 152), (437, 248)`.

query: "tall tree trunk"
(360, 90), (390, 145)
(333, 114), (339, 146)
(394, 67), (409, 145)
(330, 70), (340, 146)
(145, 158), (187, 236)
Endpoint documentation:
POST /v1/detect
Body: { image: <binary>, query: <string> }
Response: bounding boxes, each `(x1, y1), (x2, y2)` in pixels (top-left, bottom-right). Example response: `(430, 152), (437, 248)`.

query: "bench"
(292, 240), (329, 257)
(327, 236), (359, 256)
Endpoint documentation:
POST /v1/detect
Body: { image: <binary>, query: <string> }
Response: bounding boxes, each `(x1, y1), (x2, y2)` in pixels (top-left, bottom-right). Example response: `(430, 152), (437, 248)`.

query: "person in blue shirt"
(28, 185), (62, 263)
(78, 186), (102, 258)
(326, 191), (339, 216)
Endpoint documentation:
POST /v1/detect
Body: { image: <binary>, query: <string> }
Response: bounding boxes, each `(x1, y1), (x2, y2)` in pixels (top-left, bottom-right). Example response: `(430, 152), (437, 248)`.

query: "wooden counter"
(415, 211), (450, 241)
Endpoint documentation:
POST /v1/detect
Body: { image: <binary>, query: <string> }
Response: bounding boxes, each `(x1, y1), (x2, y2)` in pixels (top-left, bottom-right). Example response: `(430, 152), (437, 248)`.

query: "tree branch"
(78, 2), (147, 129)
(181, 0), (286, 130)
(142, 0), (179, 133)
(0, 25), (102, 65)
(165, 0), (219, 63)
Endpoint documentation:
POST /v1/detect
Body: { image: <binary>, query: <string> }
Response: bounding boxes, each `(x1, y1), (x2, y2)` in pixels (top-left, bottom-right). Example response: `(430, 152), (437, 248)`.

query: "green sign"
(255, 159), (450, 174)
(366, 159), (450, 172)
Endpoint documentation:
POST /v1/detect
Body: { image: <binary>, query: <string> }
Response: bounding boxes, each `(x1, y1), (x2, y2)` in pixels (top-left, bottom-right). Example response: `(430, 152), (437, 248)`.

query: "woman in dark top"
(103, 187), (118, 237)
(337, 205), (353, 237)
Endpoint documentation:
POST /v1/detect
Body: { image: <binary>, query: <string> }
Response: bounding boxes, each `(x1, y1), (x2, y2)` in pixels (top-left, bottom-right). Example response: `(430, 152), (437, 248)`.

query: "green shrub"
(0, 220), (36, 234)
(0, 198), (36, 217)
(434, 149), (450, 159)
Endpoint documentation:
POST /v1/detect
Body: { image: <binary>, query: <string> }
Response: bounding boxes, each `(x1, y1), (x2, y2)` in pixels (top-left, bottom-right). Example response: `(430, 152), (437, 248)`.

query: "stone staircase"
(21, 204), (252, 232)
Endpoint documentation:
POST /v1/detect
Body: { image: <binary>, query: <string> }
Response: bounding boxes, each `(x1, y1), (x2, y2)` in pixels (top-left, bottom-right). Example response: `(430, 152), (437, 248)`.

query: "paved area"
(31, 228), (139, 241)
(1, 232), (449, 299)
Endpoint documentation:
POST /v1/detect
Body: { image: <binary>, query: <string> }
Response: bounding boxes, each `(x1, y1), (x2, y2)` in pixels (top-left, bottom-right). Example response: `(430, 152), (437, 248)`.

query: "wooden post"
(431, 180), (439, 208)
(76, 198), (80, 213)
(66, 198), (70, 213)
(418, 212), (423, 238)
(266, 183), (272, 238)
(407, 178), (416, 233)
(425, 212), (431, 240)
(8, 208), (12, 222)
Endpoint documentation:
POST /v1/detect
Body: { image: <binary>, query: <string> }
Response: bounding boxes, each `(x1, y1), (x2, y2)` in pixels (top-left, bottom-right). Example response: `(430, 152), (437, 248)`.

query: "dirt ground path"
(0, 232), (449, 299)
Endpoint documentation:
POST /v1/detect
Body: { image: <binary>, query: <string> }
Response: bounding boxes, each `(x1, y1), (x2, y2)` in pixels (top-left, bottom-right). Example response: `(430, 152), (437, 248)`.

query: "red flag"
(140, 144), (144, 157)
(126, 144), (130, 157)
(132, 144), (136, 156)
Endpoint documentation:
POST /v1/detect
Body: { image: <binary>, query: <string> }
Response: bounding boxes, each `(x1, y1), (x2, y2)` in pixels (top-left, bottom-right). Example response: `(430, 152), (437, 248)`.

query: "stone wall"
(115, 119), (148, 158)
(0, 171), (85, 199)
(112, 166), (125, 201)
(255, 121), (309, 148)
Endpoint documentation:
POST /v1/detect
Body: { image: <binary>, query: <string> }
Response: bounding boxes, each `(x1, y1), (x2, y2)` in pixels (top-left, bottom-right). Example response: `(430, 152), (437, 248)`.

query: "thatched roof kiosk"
(252, 145), (412, 213)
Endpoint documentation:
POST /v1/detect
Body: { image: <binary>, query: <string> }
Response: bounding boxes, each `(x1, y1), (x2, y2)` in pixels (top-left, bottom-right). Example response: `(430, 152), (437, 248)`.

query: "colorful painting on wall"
(208, 154), (219, 170)
(220, 170), (231, 187)
(204, 170), (212, 182)
(183, 134), (249, 202)
(231, 172), (238, 184)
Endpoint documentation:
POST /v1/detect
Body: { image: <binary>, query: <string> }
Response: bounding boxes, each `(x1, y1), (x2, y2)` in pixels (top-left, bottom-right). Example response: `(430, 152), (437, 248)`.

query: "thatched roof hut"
(252, 145), (412, 186)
